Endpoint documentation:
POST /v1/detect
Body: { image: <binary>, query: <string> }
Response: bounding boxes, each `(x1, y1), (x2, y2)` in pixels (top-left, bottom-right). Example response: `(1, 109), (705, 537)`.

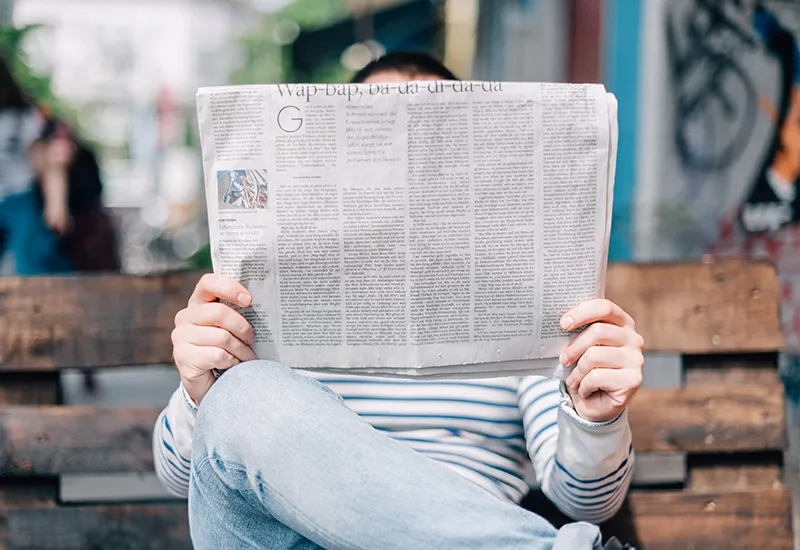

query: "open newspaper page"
(196, 82), (617, 379)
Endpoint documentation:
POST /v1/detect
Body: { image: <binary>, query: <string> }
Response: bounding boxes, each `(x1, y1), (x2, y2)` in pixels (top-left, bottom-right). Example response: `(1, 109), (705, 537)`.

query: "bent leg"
(190, 455), (321, 549)
(190, 361), (601, 550)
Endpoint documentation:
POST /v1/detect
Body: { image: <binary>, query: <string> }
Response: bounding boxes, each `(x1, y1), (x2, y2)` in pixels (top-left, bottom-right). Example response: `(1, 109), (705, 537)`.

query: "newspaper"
(196, 81), (618, 379)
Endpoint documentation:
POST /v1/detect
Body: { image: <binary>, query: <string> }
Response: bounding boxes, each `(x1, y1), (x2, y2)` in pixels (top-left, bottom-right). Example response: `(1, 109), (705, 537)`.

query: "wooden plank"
(688, 452), (783, 491)
(5, 491), (789, 550)
(782, 390), (800, 549)
(1, 503), (191, 550)
(0, 374), (59, 405)
(0, 371), (61, 545)
(0, 481), (57, 512)
(606, 261), (784, 353)
(0, 407), (159, 475)
(0, 260), (783, 369)
(629, 384), (785, 453)
(686, 364), (780, 387)
(1, 382), (784, 474)
(684, 353), (779, 386)
(602, 488), (793, 549)
(0, 480), (59, 550)
(786, 455), (800, 550)
(0, 273), (200, 371)
(689, 463), (782, 491)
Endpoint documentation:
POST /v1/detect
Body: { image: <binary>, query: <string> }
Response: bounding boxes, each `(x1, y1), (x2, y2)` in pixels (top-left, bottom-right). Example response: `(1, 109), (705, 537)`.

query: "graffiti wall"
(643, 0), (800, 352)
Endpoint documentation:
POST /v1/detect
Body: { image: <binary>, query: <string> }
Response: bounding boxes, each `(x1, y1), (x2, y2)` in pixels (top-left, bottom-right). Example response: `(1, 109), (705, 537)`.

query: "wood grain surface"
(0, 273), (200, 371)
(606, 261), (784, 353)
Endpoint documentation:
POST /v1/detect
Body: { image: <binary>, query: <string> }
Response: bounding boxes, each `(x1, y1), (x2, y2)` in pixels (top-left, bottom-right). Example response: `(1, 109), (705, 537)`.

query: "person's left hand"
(559, 299), (644, 423)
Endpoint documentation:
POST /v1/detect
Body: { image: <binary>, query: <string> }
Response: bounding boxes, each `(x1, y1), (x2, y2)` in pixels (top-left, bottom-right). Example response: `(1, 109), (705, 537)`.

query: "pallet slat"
(629, 384), (785, 453)
(606, 261), (784, 353)
(604, 488), (793, 549)
(1, 503), (190, 550)
(0, 408), (159, 475)
(0, 381), (785, 475)
(0, 374), (59, 406)
(685, 358), (780, 386)
(0, 483), (57, 512)
(2, 489), (789, 550)
(0, 261), (784, 371)
(689, 463), (782, 491)
(0, 274), (200, 371)
(526, 487), (792, 549)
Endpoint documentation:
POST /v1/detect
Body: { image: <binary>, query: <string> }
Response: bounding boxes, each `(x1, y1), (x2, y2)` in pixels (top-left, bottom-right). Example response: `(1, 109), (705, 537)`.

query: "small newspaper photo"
(196, 81), (618, 379)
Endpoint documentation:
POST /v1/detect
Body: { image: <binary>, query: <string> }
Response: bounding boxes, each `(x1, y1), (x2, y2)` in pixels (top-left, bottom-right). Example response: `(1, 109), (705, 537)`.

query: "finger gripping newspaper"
(196, 81), (618, 379)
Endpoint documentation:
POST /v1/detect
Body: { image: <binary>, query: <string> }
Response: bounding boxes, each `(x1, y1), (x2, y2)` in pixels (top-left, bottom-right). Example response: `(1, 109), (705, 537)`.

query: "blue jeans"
(0, 190), (71, 275)
(189, 361), (603, 549)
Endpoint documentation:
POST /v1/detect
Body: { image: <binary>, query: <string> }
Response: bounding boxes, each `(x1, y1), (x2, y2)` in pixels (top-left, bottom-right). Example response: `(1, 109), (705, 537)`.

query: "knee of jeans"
(193, 360), (313, 455)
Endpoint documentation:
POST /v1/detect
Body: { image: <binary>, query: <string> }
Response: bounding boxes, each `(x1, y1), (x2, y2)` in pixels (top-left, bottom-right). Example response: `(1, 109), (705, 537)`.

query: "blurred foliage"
(229, 19), (286, 85)
(190, 0), (354, 271)
(279, 0), (349, 29)
(292, 58), (353, 84)
(0, 23), (79, 134)
(278, 0), (353, 82)
(230, 0), (353, 85)
(0, 25), (57, 111)
(189, 242), (213, 270)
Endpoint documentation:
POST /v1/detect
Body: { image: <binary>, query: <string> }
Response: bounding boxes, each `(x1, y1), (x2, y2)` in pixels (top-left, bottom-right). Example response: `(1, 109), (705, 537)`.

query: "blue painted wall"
(604, 0), (641, 261)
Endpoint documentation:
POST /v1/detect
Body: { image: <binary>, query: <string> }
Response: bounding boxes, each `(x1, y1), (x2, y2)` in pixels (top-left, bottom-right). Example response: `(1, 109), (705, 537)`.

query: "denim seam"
(191, 455), (265, 549)
(205, 453), (360, 550)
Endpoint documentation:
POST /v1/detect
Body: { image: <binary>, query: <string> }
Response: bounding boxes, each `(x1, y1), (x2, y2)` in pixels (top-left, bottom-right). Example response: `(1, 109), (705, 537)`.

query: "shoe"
(602, 537), (635, 550)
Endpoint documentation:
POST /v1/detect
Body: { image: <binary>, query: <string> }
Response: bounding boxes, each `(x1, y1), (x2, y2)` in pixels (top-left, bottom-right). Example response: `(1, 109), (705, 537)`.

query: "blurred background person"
(0, 53), (71, 274)
(33, 117), (120, 272)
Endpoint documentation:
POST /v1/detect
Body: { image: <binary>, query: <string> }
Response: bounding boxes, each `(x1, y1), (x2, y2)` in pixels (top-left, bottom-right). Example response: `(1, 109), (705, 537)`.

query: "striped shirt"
(154, 372), (633, 523)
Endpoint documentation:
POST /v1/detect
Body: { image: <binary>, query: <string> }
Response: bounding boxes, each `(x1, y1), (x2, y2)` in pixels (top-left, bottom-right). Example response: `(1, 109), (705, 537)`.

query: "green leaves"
(0, 24), (63, 116)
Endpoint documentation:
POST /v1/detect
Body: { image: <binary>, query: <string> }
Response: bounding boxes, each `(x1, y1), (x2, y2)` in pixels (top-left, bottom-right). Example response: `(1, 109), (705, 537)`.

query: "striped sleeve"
(517, 376), (634, 523)
(153, 385), (197, 498)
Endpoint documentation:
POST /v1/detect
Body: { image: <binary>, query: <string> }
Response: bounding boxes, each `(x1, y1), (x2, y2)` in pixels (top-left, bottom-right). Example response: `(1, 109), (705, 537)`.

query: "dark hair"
(351, 51), (458, 83)
(0, 55), (29, 110)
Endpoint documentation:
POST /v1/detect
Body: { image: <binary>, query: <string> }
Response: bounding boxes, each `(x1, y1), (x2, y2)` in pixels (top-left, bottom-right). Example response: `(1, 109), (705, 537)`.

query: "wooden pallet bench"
(0, 260), (793, 549)
(525, 260), (793, 549)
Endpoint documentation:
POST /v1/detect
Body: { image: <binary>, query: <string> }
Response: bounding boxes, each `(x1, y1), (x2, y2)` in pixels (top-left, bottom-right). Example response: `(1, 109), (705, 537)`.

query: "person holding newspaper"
(155, 53), (642, 550)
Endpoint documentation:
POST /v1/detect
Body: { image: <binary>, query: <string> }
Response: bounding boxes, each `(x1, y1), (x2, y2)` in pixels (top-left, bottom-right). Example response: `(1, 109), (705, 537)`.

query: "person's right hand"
(172, 274), (257, 404)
